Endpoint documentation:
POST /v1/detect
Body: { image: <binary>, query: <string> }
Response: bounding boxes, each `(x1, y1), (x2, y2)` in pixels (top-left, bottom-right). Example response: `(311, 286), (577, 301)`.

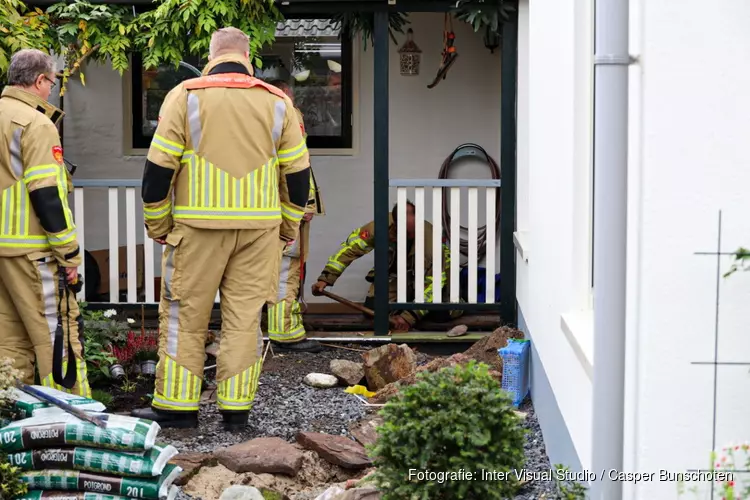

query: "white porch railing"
(71, 180), (221, 304)
(391, 179), (502, 305)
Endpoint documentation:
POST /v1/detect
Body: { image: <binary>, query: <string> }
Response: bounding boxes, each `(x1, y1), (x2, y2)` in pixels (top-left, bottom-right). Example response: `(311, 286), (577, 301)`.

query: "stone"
(370, 353), (482, 403)
(296, 432), (372, 470)
(332, 487), (382, 500)
(169, 452), (216, 486)
(361, 343), (417, 391)
(330, 359), (365, 386)
(216, 437), (304, 476)
(184, 464), (239, 499)
(446, 324), (469, 337)
(220, 486), (264, 500)
(348, 417), (383, 448)
(304, 373), (339, 388)
(200, 388), (217, 404)
(314, 486), (346, 500)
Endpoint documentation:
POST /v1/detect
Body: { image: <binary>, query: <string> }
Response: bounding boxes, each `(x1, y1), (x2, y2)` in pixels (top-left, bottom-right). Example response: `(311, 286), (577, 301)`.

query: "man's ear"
(35, 74), (45, 88)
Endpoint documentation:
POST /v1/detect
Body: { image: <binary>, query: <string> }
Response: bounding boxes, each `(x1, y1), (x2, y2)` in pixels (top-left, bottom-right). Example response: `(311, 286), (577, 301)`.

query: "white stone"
(303, 373), (339, 388)
(219, 485), (264, 500)
(314, 486), (346, 500)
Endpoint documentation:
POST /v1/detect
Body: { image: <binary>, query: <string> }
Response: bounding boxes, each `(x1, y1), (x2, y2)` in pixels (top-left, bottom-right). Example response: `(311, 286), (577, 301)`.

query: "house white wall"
(520, 0), (750, 497)
(516, 0), (595, 473)
(58, 12), (501, 302)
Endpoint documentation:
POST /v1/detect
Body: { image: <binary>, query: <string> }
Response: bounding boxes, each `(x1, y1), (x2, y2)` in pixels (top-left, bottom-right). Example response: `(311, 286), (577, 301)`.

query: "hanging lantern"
(398, 29), (422, 76)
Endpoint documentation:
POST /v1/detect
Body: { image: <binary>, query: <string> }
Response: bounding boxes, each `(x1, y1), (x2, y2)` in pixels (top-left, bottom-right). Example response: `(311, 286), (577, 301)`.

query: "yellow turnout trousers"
(153, 222), (282, 413)
(268, 220), (309, 343)
(0, 254), (90, 396)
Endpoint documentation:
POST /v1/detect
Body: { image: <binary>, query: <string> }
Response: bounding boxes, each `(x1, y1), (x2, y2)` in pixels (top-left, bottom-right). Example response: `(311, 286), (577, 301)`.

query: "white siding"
(521, 0), (750, 498)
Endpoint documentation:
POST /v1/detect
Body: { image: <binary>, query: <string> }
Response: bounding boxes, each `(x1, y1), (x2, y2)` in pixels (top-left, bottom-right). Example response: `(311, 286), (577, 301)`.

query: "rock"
(348, 417), (383, 448)
(361, 343), (416, 391)
(220, 485), (264, 500)
(200, 388), (217, 404)
(169, 452), (216, 486)
(330, 359), (365, 386)
(446, 324), (468, 337)
(296, 432), (372, 470)
(314, 486), (346, 500)
(332, 487), (382, 500)
(371, 353), (474, 403)
(304, 373), (339, 388)
(216, 437), (304, 476)
(184, 464), (239, 499)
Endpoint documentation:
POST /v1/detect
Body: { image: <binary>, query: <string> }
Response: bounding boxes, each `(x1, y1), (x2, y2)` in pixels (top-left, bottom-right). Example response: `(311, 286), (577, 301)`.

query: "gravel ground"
(162, 345), (559, 499)
(160, 347), (373, 451)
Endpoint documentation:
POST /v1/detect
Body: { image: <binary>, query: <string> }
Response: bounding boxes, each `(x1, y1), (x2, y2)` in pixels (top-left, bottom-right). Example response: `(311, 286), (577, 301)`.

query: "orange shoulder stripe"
(184, 74), (290, 102)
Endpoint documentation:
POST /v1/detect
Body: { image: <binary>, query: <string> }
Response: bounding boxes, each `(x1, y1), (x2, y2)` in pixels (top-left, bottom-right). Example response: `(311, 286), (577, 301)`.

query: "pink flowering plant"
(678, 443), (750, 499)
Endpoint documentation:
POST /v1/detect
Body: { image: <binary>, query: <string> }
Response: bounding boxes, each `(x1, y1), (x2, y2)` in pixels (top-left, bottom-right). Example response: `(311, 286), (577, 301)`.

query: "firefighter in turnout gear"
(311, 201), (464, 331)
(266, 80), (325, 353)
(0, 49), (91, 396)
(131, 28), (311, 430)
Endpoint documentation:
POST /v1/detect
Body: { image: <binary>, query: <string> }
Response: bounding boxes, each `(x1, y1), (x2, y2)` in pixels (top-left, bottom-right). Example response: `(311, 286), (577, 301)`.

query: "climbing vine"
(0, 0), (281, 93)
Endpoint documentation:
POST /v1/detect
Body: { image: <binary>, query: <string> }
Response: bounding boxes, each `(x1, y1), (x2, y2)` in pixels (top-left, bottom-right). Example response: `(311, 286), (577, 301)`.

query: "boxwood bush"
(370, 360), (527, 499)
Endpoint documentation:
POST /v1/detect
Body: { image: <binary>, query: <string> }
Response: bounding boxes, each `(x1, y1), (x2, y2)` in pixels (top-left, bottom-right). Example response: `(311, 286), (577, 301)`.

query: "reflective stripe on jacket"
(142, 54), (311, 241)
(0, 87), (80, 267)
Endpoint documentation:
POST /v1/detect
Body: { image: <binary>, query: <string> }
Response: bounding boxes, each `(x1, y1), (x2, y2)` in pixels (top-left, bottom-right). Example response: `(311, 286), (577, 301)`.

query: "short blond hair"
(209, 27), (250, 59)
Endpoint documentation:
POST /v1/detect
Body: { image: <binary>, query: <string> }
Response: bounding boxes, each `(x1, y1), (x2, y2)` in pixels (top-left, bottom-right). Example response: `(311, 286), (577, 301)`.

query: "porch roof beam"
(373, 10), (390, 336)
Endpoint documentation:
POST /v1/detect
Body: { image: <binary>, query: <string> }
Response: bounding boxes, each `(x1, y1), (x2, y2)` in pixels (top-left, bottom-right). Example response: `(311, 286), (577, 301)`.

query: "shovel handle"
(319, 290), (399, 328)
(17, 382), (108, 428)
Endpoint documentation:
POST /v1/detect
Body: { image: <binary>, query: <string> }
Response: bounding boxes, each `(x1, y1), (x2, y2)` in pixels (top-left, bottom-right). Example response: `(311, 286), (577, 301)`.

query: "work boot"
(270, 339), (323, 353)
(221, 411), (249, 432)
(130, 407), (198, 429)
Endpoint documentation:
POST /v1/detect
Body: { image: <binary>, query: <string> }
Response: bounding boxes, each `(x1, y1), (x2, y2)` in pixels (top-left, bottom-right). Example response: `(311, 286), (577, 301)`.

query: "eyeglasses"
(42, 75), (57, 88)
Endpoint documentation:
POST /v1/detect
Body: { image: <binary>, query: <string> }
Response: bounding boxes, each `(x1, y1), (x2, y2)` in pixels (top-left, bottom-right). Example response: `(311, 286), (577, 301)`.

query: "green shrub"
(0, 459), (28, 498)
(370, 360), (527, 500)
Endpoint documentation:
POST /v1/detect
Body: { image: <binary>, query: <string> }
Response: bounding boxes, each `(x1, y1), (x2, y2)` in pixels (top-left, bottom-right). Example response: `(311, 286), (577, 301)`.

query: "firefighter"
(0, 49), (90, 396)
(265, 80), (325, 353)
(311, 201), (464, 332)
(131, 27), (310, 430)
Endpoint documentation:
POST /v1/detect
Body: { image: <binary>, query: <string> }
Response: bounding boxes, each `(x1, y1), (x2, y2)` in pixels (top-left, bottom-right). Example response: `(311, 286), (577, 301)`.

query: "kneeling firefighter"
(0, 49), (91, 396)
(132, 27), (310, 430)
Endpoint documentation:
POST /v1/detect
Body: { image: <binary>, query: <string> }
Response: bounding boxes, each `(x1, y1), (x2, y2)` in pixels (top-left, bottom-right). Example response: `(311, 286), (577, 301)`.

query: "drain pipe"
(590, 0), (631, 498)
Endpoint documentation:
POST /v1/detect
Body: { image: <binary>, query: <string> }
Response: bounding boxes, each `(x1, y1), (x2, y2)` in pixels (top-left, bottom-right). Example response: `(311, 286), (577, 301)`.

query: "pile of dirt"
(371, 326), (525, 403)
(462, 326), (525, 373)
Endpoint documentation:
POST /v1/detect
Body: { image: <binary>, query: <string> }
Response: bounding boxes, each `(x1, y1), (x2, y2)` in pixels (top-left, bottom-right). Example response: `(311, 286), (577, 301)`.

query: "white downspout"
(590, 0), (632, 498)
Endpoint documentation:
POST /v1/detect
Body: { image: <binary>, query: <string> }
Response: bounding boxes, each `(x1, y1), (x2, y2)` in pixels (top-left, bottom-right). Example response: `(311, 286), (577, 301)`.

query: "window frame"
(129, 16), (354, 152)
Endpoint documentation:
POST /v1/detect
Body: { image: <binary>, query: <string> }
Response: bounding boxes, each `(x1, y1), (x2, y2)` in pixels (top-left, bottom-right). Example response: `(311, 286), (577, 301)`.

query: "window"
(130, 18), (353, 151)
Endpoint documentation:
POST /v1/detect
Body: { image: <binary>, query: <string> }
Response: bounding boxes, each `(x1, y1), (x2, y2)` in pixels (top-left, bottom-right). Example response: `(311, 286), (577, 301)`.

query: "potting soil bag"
(7, 443), (178, 477)
(12, 485), (179, 500)
(0, 413), (160, 453)
(18, 464), (182, 499)
(11, 387), (107, 419)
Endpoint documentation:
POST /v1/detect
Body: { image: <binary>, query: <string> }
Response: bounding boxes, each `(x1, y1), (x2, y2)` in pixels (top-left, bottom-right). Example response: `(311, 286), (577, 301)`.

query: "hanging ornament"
(398, 29), (422, 76)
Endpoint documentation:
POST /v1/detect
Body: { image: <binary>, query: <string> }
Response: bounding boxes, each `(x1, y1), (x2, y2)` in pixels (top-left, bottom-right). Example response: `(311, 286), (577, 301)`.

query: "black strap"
(52, 270), (77, 390)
